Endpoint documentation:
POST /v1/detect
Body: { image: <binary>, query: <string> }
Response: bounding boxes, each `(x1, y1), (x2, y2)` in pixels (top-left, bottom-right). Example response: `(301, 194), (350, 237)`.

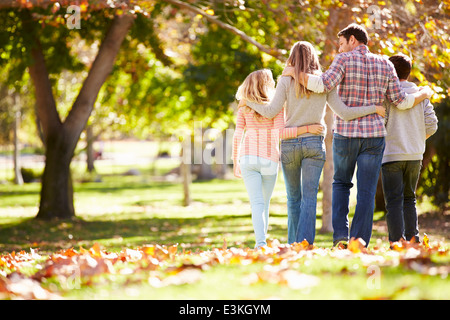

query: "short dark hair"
(337, 23), (369, 45)
(389, 53), (412, 80)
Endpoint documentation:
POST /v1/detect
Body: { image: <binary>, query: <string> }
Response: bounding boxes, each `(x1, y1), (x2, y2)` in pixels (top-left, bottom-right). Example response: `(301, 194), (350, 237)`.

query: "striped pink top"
(232, 107), (298, 164)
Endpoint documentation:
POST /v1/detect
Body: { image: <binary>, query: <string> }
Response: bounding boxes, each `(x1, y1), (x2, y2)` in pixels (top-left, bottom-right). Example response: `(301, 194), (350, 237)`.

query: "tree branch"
(23, 10), (62, 144)
(64, 13), (135, 149)
(164, 0), (286, 62)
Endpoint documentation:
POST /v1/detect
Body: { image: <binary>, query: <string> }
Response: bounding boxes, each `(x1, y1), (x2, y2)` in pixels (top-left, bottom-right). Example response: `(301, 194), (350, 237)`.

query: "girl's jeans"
(281, 136), (326, 244)
(240, 155), (279, 248)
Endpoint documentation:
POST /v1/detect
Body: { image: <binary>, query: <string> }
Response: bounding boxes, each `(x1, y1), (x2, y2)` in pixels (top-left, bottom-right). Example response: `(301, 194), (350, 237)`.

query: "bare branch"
(164, 0), (286, 62)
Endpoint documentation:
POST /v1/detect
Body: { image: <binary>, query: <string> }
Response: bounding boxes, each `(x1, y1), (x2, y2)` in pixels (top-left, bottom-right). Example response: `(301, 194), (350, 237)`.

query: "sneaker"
(333, 239), (348, 249)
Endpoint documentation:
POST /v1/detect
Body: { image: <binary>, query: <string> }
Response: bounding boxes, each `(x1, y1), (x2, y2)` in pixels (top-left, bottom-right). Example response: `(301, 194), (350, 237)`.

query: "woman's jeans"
(381, 160), (421, 243)
(240, 155), (279, 248)
(281, 136), (325, 244)
(332, 133), (385, 246)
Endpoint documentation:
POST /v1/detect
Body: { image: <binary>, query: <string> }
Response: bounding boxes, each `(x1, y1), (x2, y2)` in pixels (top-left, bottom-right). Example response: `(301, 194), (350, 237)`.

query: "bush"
(418, 99), (450, 209)
(20, 167), (42, 183)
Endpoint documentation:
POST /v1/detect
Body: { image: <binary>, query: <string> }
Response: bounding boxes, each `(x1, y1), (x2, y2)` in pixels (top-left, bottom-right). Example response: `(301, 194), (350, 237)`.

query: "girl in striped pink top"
(232, 69), (323, 248)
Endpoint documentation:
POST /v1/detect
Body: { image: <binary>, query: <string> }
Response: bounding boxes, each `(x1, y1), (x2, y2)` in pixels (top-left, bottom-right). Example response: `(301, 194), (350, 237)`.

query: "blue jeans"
(240, 155), (279, 248)
(332, 133), (385, 246)
(281, 136), (325, 244)
(381, 161), (421, 243)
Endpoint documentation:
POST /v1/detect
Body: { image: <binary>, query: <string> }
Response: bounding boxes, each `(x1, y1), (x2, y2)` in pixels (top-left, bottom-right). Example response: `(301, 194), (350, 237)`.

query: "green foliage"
(20, 167), (42, 183)
(183, 23), (267, 125)
(419, 99), (450, 208)
(0, 8), (85, 85)
(0, 9), (33, 86)
(130, 13), (173, 67)
(0, 91), (14, 144)
(99, 40), (193, 137)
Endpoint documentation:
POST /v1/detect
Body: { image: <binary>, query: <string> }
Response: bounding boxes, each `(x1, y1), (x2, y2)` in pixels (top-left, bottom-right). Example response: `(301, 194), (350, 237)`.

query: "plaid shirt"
(322, 45), (406, 138)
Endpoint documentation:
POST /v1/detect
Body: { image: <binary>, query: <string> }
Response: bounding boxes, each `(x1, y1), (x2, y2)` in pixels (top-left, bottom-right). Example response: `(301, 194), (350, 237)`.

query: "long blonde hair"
(236, 69), (275, 121)
(286, 41), (322, 98)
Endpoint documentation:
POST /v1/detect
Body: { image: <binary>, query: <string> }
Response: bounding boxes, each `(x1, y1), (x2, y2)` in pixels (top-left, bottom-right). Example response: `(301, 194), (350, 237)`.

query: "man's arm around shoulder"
(395, 86), (434, 110)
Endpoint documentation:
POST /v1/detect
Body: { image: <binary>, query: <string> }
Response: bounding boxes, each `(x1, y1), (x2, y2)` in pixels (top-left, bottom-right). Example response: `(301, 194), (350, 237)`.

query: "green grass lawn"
(0, 172), (347, 253)
(0, 160), (449, 300)
(0, 174), (297, 253)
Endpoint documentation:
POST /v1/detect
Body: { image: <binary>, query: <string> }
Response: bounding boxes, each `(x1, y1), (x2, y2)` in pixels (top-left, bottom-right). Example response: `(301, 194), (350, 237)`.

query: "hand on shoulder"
(419, 85), (434, 99)
(282, 66), (295, 77)
(238, 99), (247, 108)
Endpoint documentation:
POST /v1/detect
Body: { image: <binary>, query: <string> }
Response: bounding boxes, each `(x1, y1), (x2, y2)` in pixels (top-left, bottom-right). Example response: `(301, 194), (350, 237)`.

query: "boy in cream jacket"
(381, 53), (438, 244)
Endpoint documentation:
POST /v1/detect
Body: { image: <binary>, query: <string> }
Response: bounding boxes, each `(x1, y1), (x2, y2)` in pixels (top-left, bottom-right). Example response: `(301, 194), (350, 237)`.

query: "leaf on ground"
(423, 233), (430, 249)
(348, 238), (367, 253)
(1, 272), (61, 300)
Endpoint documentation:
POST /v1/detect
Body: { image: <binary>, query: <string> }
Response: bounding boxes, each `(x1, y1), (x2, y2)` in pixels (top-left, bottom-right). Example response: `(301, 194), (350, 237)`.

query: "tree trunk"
(13, 93), (23, 185)
(181, 161), (191, 207)
(181, 137), (191, 206)
(37, 131), (75, 220)
(24, 12), (135, 220)
(86, 125), (95, 173)
(195, 127), (216, 181)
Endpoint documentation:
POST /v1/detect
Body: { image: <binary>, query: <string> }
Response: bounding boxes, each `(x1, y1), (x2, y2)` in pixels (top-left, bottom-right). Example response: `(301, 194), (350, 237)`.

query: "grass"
(0, 171), (343, 253)
(0, 152), (449, 300)
(0, 174), (295, 253)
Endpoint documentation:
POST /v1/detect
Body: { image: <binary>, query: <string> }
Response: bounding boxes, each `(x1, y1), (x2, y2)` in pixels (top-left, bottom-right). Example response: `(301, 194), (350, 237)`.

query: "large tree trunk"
(38, 130), (75, 219)
(25, 12), (135, 220)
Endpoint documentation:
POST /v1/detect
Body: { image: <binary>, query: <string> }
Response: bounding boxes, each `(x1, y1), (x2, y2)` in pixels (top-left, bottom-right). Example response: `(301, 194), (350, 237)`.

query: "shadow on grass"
(0, 213), (269, 254)
(0, 212), (393, 254)
(0, 178), (391, 254)
(0, 214), (346, 255)
(75, 181), (177, 193)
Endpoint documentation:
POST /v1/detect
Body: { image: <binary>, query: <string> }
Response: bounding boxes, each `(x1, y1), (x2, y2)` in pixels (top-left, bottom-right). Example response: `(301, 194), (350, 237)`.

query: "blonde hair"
(236, 69), (275, 121)
(286, 41), (322, 98)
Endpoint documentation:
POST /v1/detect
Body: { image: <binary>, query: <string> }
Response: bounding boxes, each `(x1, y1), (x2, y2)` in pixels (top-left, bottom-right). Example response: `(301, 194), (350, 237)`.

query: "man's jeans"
(281, 136), (325, 244)
(332, 133), (385, 246)
(381, 160), (421, 243)
(240, 155), (279, 248)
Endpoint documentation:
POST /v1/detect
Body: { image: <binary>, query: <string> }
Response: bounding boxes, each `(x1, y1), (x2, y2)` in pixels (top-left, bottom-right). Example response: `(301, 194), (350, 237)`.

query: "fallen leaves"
(0, 272), (61, 300)
(0, 248), (43, 271)
(0, 236), (448, 299)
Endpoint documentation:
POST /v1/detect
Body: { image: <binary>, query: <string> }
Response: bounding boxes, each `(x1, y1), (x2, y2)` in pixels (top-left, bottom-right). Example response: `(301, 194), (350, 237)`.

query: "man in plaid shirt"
(283, 24), (432, 247)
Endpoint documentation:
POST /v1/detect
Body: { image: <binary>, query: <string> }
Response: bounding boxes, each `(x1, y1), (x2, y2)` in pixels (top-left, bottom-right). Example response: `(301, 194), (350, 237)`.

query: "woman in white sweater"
(240, 41), (384, 244)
